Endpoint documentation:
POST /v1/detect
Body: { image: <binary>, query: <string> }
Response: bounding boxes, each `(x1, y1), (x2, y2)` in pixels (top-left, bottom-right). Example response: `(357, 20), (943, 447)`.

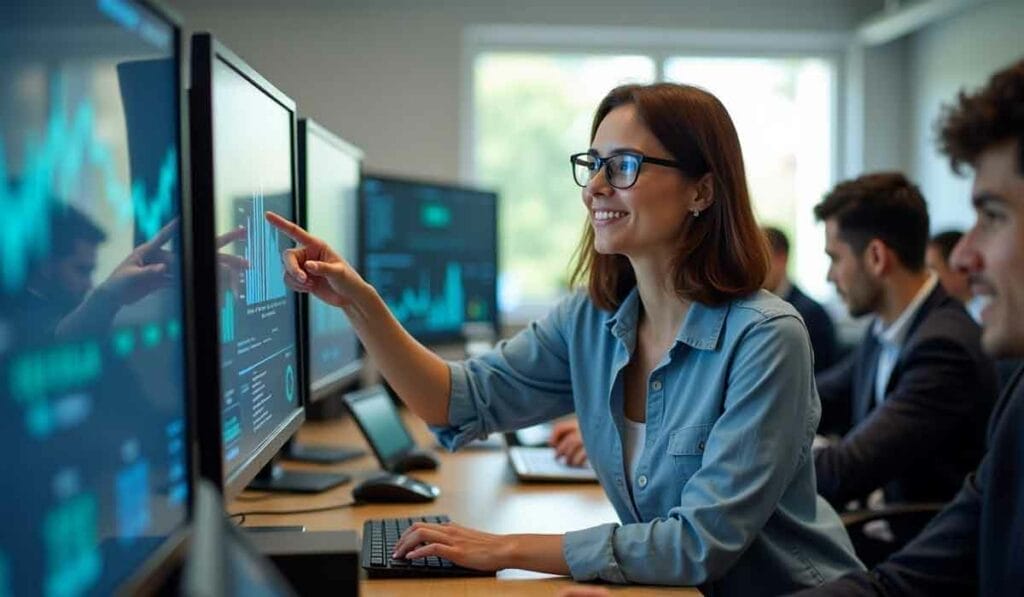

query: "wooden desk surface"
(229, 412), (698, 596)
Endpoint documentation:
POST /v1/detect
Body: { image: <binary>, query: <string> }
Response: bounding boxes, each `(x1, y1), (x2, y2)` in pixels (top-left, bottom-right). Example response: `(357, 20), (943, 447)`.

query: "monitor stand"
(283, 437), (365, 465)
(246, 454), (350, 494)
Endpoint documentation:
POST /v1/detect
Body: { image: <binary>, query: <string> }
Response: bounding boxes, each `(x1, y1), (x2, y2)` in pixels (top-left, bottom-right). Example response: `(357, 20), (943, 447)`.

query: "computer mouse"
(391, 449), (440, 473)
(352, 473), (440, 503)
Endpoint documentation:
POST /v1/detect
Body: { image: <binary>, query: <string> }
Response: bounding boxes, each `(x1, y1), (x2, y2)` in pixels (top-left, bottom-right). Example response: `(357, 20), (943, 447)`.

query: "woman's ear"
(693, 173), (715, 212)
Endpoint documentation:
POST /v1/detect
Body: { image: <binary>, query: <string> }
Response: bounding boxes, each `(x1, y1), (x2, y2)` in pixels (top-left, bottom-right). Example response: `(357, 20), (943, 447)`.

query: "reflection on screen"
(0, 1), (188, 594)
(211, 57), (301, 480)
(361, 178), (498, 341)
(350, 392), (413, 462)
(305, 128), (360, 391)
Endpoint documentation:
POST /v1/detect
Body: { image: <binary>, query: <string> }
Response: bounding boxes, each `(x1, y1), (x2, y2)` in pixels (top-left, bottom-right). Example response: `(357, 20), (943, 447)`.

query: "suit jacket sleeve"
(814, 333), (987, 505)
(789, 467), (983, 596)
(789, 371), (1024, 597)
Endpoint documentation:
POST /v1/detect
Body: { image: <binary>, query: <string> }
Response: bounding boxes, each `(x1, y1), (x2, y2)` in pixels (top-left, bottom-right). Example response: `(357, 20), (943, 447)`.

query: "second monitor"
(190, 33), (347, 496)
(301, 119), (363, 397)
(360, 175), (499, 344)
(287, 117), (366, 464)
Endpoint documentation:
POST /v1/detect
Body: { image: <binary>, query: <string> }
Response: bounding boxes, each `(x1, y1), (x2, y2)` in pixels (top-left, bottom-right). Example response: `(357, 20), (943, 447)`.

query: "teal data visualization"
(360, 177), (498, 342)
(211, 49), (301, 480)
(0, 1), (190, 595)
(242, 189), (288, 306)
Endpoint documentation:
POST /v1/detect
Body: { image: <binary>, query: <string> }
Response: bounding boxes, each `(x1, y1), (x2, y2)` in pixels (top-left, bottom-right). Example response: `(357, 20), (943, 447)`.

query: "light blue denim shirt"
(434, 288), (863, 594)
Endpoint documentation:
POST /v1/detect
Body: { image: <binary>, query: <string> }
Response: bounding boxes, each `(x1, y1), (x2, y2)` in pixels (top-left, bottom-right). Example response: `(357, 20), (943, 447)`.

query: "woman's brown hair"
(568, 83), (769, 309)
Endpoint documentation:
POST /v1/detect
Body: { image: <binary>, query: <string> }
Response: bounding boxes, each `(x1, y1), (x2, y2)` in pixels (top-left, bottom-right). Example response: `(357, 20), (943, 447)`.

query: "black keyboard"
(361, 515), (495, 578)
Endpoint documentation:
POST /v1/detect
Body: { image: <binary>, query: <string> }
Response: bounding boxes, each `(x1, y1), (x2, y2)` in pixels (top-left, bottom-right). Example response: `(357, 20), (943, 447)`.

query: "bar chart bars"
(243, 189), (287, 305)
(220, 290), (235, 344)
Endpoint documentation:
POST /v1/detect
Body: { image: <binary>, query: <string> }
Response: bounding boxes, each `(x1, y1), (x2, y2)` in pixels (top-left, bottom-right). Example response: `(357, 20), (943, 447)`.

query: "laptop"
(506, 443), (599, 483)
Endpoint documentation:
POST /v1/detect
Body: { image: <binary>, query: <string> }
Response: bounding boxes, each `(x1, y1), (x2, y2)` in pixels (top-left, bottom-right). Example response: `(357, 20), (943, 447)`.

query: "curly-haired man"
(792, 58), (1024, 597)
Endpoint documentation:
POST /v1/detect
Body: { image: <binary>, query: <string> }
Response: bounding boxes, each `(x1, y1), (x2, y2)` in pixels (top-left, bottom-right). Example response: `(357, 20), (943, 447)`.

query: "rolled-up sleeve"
(562, 314), (819, 585)
(431, 296), (578, 451)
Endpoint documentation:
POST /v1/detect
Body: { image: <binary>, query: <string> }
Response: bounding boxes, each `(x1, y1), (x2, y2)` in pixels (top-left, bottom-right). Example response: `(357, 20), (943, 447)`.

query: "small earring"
(692, 208), (700, 218)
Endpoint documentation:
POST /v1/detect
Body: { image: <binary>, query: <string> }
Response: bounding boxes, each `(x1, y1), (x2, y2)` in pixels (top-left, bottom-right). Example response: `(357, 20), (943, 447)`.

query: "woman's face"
(583, 104), (696, 261)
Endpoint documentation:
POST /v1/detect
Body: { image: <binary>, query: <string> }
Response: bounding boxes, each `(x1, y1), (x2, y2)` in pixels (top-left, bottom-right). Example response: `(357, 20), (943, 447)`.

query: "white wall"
(906, 0), (1024, 232)
(171, 0), (879, 183)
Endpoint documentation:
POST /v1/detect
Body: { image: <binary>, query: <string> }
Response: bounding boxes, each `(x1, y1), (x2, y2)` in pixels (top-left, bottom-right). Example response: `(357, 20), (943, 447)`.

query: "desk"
(229, 412), (698, 596)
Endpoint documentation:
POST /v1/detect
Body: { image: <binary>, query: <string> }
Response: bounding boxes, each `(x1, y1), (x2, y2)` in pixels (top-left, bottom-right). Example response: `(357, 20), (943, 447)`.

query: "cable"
(234, 492), (281, 502)
(232, 501), (359, 526)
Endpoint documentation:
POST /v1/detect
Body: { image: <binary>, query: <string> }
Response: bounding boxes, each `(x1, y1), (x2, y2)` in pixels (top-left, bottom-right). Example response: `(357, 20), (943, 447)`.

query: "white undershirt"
(623, 416), (647, 488)
(871, 273), (938, 405)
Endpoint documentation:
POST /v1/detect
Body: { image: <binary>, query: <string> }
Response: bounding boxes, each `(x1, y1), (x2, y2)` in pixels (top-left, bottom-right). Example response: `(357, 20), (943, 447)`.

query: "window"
(664, 57), (834, 299)
(470, 40), (838, 320)
(473, 53), (655, 315)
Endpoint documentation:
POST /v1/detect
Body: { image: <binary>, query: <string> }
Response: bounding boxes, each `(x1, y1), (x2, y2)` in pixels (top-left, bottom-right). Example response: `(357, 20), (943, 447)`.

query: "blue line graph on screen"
(0, 76), (178, 295)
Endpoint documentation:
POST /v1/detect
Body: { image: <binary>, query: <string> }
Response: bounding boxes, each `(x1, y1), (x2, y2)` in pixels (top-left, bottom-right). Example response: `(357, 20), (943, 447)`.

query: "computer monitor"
(189, 34), (347, 496)
(359, 175), (500, 344)
(299, 119), (363, 398)
(285, 119), (367, 465)
(0, 0), (192, 593)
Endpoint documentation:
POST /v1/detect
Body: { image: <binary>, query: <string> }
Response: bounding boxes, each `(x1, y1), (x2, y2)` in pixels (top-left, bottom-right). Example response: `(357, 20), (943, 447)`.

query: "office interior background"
(169, 0), (1024, 330)
(10, 0), (1020, 331)
(3, 0), (1023, 593)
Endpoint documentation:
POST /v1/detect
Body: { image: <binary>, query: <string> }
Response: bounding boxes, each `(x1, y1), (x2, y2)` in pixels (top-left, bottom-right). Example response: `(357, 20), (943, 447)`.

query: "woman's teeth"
(593, 210), (627, 221)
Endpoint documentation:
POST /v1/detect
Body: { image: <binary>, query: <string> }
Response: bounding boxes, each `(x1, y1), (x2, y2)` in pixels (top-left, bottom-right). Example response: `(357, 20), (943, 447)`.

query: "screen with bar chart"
(211, 55), (302, 482)
(0, 0), (190, 594)
(301, 121), (362, 397)
(360, 176), (498, 343)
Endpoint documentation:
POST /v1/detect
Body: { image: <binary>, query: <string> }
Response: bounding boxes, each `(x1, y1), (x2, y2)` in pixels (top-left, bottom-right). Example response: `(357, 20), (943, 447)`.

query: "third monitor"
(359, 176), (499, 345)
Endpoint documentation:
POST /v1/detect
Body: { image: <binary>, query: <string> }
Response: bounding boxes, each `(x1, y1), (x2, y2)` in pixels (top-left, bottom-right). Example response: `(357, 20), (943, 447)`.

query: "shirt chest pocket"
(666, 424), (711, 481)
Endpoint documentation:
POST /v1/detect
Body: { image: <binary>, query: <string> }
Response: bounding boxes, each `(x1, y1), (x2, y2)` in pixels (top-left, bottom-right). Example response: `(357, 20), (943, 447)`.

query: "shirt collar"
(605, 287), (728, 351)
(872, 273), (939, 348)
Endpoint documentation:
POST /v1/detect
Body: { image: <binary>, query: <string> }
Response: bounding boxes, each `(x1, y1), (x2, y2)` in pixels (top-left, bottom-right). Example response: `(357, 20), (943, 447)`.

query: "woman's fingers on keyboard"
(393, 523), (448, 558)
(405, 541), (456, 562)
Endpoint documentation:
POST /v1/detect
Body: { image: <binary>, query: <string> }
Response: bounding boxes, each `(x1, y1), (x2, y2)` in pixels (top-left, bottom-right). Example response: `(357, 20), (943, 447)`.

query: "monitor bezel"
(298, 118), (364, 402)
(189, 32), (307, 501)
(114, 0), (193, 593)
(357, 173), (501, 345)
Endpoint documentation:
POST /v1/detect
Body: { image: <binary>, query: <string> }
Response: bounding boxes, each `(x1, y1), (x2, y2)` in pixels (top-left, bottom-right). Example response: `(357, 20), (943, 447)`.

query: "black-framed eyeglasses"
(570, 151), (686, 190)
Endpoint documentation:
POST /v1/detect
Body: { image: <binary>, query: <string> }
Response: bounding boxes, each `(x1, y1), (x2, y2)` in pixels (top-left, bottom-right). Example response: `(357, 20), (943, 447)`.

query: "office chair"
(841, 502), (945, 568)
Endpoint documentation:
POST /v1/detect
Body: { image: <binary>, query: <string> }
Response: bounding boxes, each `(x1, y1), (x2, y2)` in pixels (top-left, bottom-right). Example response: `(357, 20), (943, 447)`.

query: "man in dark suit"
(764, 226), (837, 372)
(813, 172), (998, 509)
(794, 57), (1024, 597)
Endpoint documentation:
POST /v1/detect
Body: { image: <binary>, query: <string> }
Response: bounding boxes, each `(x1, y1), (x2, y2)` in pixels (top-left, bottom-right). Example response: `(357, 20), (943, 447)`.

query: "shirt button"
(638, 475), (648, 488)
(651, 380), (662, 391)
(698, 441), (705, 451)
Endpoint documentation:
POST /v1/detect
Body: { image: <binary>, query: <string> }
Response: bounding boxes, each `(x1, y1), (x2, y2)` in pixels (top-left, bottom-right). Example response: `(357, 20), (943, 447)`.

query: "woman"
(266, 83), (862, 593)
